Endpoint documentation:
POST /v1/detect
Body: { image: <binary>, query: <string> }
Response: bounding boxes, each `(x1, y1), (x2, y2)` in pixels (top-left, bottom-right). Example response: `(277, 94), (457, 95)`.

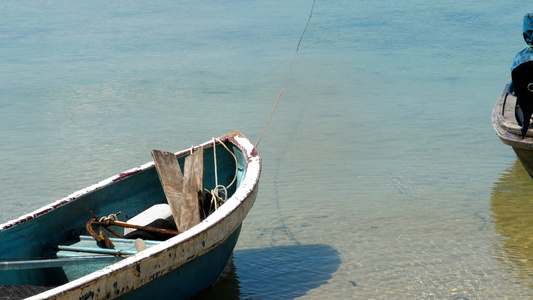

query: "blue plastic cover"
(508, 13), (533, 95)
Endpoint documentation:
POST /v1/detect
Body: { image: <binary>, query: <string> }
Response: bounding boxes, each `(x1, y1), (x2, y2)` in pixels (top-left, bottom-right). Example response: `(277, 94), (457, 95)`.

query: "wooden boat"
(0, 131), (261, 299)
(492, 81), (533, 177)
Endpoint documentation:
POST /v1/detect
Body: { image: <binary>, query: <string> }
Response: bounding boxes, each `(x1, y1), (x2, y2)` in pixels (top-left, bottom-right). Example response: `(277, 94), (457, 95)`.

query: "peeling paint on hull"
(0, 131), (261, 300)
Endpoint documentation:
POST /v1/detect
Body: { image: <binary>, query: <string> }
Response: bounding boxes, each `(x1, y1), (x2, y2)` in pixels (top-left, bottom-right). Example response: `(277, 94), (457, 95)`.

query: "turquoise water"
(2, 0), (533, 298)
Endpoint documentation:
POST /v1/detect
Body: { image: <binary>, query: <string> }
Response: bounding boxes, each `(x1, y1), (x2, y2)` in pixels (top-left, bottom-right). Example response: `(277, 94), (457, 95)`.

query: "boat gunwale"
(8, 131), (261, 299)
(0, 131), (257, 231)
(492, 81), (533, 149)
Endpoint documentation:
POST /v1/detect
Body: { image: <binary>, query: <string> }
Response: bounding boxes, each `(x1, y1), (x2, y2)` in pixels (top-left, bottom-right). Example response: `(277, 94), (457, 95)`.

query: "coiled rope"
(206, 137), (239, 213)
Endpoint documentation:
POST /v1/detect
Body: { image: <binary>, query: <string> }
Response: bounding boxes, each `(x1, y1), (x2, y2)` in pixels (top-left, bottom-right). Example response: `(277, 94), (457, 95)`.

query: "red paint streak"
(1, 198), (73, 230)
(36, 208), (53, 216)
(3, 215), (33, 230)
(34, 199), (70, 217)
(251, 148), (259, 158)
(113, 170), (141, 182)
(52, 199), (71, 209)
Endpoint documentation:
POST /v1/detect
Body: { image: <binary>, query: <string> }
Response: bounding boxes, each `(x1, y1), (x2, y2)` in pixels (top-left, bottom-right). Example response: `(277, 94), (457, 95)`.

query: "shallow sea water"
(2, 0), (533, 298)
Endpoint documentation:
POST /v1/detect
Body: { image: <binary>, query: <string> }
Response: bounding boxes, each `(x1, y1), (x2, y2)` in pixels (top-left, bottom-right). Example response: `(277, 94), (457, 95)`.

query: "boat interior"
(0, 139), (245, 295)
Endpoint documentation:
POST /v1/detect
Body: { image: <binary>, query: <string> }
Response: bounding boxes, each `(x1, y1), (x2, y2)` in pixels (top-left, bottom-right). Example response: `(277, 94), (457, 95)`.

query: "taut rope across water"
(255, 0), (316, 148)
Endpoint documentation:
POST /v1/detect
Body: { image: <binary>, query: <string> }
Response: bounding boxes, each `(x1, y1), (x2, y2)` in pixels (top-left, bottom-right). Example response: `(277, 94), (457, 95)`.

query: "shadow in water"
(491, 160), (533, 285)
(191, 244), (340, 299)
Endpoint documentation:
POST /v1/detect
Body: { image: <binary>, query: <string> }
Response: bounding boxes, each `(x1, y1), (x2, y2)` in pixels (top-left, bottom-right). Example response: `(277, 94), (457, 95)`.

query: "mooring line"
(255, 0), (316, 148)
(257, 0), (316, 247)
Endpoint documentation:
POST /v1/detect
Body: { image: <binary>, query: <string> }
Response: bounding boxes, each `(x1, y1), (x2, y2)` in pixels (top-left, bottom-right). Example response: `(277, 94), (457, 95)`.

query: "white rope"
(205, 137), (239, 213)
(99, 213), (120, 223)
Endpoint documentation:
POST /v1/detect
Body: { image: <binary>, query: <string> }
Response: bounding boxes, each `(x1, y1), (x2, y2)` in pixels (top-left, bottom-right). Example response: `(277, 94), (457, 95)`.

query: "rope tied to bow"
(205, 137), (238, 214)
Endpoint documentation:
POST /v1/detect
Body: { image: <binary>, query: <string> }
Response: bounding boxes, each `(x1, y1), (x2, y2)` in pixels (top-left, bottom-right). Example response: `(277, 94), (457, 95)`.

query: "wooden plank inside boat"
(151, 149), (203, 232)
(183, 147), (204, 225)
(495, 86), (525, 137)
(503, 93), (516, 122)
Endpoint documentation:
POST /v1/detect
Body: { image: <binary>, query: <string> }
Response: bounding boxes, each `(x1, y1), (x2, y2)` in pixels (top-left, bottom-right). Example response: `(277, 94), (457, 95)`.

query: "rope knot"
(99, 212), (120, 223)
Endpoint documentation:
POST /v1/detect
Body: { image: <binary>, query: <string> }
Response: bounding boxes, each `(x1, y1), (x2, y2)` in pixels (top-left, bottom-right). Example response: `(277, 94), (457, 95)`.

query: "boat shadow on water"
(191, 244), (341, 299)
(491, 159), (533, 288)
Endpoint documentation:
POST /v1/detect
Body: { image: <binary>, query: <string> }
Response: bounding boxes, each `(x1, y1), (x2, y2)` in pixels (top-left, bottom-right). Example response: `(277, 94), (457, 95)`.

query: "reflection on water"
(491, 160), (533, 285)
(191, 244), (340, 299)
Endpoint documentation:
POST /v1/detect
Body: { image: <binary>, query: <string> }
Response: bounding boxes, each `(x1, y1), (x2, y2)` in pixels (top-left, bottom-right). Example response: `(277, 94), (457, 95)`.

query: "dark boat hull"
(117, 225), (242, 300)
(512, 148), (533, 177)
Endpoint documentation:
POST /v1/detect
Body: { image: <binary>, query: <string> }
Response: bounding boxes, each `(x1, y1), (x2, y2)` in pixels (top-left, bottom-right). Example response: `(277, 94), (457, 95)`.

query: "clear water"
(1, 0), (532, 298)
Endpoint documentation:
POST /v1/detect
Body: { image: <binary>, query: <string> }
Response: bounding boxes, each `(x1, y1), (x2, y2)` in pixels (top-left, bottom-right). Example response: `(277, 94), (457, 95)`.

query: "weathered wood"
(494, 81), (533, 178)
(151, 150), (185, 231)
(151, 149), (204, 232)
(183, 147), (204, 226)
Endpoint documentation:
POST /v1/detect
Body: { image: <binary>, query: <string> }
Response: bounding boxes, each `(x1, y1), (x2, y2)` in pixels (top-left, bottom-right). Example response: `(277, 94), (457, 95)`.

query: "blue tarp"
(508, 13), (533, 95)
